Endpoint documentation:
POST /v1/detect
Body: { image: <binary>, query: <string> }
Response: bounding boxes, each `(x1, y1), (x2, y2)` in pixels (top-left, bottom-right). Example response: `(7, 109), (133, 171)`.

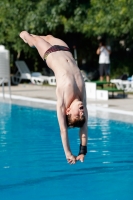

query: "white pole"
(73, 46), (78, 66)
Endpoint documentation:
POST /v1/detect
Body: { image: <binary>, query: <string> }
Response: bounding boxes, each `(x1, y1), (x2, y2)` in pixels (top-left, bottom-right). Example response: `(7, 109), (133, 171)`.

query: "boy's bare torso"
(46, 50), (85, 108)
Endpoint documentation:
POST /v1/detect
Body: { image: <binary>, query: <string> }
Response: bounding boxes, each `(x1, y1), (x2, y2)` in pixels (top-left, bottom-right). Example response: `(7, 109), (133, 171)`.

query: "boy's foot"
(19, 31), (28, 43)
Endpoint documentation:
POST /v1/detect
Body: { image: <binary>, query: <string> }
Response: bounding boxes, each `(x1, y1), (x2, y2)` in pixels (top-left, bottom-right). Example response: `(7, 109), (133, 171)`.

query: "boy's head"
(66, 114), (85, 128)
(66, 100), (86, 128)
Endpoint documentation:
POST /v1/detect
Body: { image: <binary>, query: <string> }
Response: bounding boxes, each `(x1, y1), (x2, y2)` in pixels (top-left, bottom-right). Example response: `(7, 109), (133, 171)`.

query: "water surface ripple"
(0, 103), (133, 200)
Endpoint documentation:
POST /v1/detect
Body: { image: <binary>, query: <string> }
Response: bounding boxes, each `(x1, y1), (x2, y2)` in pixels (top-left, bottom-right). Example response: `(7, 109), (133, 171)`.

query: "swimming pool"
(0, 103), (133, 200)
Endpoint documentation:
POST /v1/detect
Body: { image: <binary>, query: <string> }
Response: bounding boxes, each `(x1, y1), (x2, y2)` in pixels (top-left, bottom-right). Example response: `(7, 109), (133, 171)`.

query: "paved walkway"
(0, 84), (133, 122)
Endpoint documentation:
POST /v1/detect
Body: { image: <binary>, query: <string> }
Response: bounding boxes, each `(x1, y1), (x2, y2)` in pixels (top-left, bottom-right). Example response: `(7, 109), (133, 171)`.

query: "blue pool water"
(0, 103), (133, 200)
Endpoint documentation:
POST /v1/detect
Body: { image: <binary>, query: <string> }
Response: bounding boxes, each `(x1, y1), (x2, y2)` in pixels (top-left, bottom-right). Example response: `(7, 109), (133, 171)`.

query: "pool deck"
(0, 84), (133, 123)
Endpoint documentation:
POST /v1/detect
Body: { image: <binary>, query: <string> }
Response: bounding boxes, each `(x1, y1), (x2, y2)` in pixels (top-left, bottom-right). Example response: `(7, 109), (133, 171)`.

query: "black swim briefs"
(43, 45), (71, 60)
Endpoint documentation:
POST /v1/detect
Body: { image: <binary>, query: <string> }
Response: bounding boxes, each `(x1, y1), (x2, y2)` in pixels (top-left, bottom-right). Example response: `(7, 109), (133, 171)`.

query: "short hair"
(66, 114), (86, 128)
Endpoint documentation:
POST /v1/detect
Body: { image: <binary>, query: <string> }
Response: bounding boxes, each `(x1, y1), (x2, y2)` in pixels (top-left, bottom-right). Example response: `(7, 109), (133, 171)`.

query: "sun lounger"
(11, 60), (56, 85)
(111, 79), (133, 92)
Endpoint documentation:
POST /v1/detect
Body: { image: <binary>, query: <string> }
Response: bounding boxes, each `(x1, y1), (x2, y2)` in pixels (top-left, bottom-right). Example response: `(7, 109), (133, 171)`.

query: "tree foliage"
(83, 0), (133, 42)
(0, 1), (90, 54)
(0, 0), (133, 74)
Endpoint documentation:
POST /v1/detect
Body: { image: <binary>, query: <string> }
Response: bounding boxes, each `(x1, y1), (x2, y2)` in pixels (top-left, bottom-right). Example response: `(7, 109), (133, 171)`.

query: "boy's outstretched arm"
(76, 89), (88, 163)
(76, 106), (88, 163)
(57, 101), (76, 164)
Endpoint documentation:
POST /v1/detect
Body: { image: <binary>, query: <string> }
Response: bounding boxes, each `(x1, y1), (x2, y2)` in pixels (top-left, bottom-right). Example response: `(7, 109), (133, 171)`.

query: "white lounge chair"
(11, 60), (56, 85)
(110, 79), (133, 92)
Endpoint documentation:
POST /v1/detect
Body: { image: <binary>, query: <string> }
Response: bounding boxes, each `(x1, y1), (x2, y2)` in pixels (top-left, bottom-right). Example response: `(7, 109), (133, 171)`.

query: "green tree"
(0, 0), (133, 75)
(0, 0), (89, 57)
(0, 0), (37, 57)
(83, 0), (133, 45)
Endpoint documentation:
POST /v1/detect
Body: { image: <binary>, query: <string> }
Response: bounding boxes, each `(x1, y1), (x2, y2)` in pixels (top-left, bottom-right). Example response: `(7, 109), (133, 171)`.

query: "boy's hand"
(67, 155), (76, 164)
(76, 154), (85, 163)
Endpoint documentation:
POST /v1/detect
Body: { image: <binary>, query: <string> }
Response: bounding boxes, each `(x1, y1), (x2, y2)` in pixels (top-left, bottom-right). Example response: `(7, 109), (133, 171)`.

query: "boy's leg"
(20, 31), (51, 59)
(39, 35), (69, 48)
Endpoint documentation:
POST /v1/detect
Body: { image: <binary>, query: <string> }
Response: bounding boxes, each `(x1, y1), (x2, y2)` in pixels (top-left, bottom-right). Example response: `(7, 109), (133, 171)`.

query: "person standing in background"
(96, 39), (111, 82)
